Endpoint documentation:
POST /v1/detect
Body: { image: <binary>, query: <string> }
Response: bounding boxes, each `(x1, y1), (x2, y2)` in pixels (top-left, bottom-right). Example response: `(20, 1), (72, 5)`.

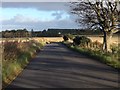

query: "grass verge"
(62, 41), (120, 70)
(2, 40), (45, 88)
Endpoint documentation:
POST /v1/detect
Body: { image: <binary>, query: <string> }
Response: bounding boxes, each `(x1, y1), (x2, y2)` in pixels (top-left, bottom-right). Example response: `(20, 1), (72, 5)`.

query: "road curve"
(6, 42), (119, 88)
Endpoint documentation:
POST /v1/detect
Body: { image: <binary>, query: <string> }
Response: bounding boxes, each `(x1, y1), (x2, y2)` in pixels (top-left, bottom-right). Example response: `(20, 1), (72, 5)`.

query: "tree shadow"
(6, 42), (119, 89)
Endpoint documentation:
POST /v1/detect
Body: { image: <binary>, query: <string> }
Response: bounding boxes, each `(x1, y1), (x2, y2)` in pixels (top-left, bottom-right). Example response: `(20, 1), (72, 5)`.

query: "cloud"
(1, 2), (71, 12)
(2, 14), (39, 25)
(1, 2), (82, 31)
(2, 14), (79, 31)
(2, 20), (79, 31)
(13, 14), (40, 23)
(51, 11), (64, 20)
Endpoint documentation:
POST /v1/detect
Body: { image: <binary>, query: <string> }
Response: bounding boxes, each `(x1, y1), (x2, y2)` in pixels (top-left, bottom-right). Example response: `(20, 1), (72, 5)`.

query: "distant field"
(33, 37), (63, 43)
(87, 35), (119, 44)
(0, 37), (63, 44)
(0, 35), (119, 45)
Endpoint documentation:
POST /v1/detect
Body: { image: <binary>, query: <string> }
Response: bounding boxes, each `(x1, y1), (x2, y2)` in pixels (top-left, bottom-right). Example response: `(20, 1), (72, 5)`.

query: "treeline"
(2, 28), (119, 38)
(1, 29), (31, 38)
(31, 28), (103, 37)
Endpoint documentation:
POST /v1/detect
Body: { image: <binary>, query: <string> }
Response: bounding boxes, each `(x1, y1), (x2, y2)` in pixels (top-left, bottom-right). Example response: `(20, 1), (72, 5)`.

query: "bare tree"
(71, 0), (120, 52)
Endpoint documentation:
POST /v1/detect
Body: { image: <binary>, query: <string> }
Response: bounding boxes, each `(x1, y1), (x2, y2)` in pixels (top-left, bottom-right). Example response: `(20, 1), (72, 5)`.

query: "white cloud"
(2, 14), (54, 25)
(2, 14), (80, 31)
(13, 14), (40, 23)
(1, 2), (82, 31)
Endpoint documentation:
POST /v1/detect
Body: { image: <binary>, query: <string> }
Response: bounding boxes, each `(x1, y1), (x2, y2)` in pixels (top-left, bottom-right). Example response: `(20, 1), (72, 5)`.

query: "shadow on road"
(6, 42), (119, 88)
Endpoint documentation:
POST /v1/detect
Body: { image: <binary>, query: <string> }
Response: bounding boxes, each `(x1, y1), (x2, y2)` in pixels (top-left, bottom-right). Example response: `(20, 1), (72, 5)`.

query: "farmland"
(66, 35), (119, 45)
(87, 35), (119, 45)
(33, 37), (63, 43)
(1, 35), (118, 44)
(1, 37), (63, 43)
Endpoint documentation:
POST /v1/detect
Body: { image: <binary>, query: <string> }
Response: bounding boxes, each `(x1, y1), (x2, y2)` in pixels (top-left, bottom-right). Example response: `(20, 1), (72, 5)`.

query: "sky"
(1, 2), (81, 31)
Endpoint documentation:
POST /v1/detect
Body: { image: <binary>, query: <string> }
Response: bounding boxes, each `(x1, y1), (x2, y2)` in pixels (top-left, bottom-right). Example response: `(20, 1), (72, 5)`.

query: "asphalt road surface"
(6, 42), (119, 88)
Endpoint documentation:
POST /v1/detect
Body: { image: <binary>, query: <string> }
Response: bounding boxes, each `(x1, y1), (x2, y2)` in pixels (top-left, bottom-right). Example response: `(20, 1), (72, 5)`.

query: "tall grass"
(2, 39), (45, 88)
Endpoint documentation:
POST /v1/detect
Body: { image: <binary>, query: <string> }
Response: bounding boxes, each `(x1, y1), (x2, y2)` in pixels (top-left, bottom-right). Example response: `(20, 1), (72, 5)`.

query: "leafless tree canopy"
(71, 0), (120, 32)
(71, 0), (120, 51)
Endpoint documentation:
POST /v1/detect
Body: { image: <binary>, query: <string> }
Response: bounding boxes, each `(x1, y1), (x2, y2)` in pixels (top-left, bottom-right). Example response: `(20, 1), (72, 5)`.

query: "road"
(6, 42), (119, 88)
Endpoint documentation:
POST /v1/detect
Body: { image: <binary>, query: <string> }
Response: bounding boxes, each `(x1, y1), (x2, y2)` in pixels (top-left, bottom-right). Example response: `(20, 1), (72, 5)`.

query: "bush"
(110, 44), (118, 54)
(67, 34), (74, 40)
(63, 35), (69, 41)
(73, 36), (91, 47)
(73, 36), (81, 45)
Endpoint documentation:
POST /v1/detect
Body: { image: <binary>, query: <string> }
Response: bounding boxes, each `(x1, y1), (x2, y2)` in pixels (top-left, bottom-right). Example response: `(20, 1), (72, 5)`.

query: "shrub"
(67, 34), (74, 40)
(63, 35), (69, 41)
(73, 36), (91, 47)
(73, 36), (81, 45)
(110, 44), (118, 54)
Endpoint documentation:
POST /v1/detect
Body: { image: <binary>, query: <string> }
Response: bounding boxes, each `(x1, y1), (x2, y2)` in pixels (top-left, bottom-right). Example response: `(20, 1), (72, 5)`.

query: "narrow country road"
(6, 42), (119, 88)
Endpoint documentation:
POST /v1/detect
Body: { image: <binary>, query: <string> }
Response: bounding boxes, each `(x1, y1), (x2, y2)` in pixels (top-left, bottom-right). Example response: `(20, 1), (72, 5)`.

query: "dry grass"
(1, 36), (118, 45)
(87, 35), (119, 45)
(33, 37), (63, 43)
(2, 40), (44, 88)
(33, 36), (119, 45)
(1, 37), (63, 44)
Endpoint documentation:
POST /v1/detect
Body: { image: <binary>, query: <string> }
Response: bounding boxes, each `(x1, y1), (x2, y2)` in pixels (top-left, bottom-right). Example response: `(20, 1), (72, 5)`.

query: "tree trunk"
(103, 31), (112, 52)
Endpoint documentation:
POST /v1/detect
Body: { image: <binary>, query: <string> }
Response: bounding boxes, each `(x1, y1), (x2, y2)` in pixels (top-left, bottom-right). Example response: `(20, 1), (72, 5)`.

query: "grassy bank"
(2, 39), (46, 88)
(63, 41), (120, 69)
